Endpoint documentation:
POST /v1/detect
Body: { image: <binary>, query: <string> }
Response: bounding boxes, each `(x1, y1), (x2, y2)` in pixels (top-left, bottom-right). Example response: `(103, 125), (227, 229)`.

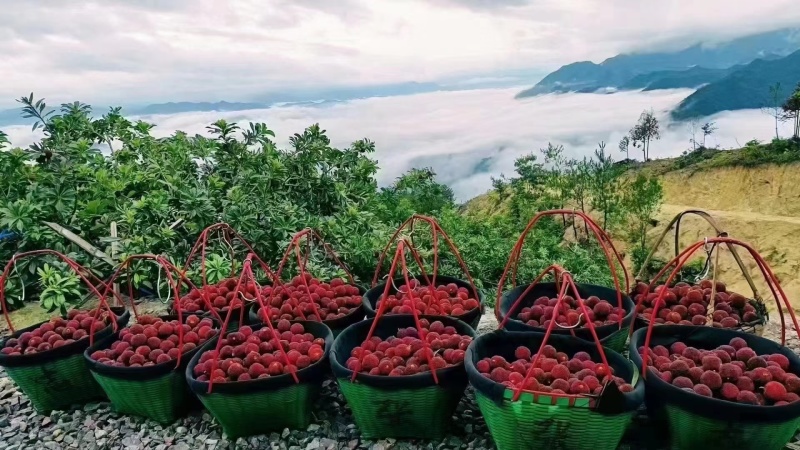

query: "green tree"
(782, 83), (800, 139)
(588, 142), (624, 230)
(701, 122), (717, 148)
(618, 136), (630, 160)
(375, 168), (455, 224)
(541, 143), (573, 226)
(623, 173), (663, 272)
(630, 109), (661, 161)
(762, 82), (784, 140)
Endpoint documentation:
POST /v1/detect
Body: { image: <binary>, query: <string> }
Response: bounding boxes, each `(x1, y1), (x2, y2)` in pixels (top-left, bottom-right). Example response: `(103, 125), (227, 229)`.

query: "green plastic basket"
(3, 351), (108, 413)
(466, 331), (644, 450)
(84, 315), (211, 424)
(497, 282), (635, 354)
(475, 389), (637, 450)
(630, 325), (800, 450)
(195, 382), (320, 437)
(337, 381), (466, 439)
(0, 308), (130, 413)
(186, 321), (333, 439)
(331, 315), (477, 440)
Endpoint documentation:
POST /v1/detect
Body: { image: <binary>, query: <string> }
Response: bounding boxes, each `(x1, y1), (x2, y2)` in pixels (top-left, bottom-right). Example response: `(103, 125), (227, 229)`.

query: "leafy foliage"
(0, 94), (668, 311)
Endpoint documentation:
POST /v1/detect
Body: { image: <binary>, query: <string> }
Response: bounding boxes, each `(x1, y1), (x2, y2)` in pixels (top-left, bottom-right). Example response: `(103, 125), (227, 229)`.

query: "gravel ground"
(1, 313), (799, 450)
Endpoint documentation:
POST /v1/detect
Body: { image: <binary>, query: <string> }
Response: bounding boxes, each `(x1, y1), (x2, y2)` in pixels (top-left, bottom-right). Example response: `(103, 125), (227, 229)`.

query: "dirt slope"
(647, 162), (800, 313)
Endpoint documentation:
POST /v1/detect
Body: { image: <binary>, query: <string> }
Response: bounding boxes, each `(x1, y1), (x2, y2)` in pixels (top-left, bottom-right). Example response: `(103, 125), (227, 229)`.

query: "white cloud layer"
(3, 88), (793, 201)
(1, 0), (799, 107)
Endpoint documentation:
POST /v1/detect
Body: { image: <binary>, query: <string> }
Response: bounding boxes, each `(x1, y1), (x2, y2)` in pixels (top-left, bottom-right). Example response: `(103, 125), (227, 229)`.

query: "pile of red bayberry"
(639, 337), (800, 405)
(88, 315), (216, 367)
(513, 295), (626, 329)
(193, 321), (325, 382)
(346, 319), (473, 376)
(475, 345), (633, 395)
(1, 309), (114, 356)
(255, 274), (362, 322)
(376, 279), (480, 318)
(177, 279), (266, 314)
(633, 280), (760, 328)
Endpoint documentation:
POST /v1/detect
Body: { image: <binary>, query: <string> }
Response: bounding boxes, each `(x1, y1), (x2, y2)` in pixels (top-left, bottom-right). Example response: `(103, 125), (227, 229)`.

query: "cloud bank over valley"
(2, 87), (794, 202)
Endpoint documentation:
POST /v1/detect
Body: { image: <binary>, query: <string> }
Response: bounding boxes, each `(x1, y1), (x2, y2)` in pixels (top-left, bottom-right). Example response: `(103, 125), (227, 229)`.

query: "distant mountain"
(133, 101), (269, 115)
(516, 28), (800, 98)
(672, 49), (800, 120)
(619, 66), (738, 91)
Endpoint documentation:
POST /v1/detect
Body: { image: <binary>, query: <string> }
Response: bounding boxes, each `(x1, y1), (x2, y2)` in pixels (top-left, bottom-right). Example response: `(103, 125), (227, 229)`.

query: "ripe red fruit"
(768, 354), (790, 371)
(672, 377), (694, 389)
(701, 355), (722, 371)
(693, 384), (713, 397)
(669, 360), (689, 377)
(720, 383), (739, 401)
(736, 391), (759, 404)
(719, 363), (741, 381)
(764, 381), (788, 402)
(551, 364), (570, 380)
(735, 347), (757, 362)
(751, 367), (772, 384)
(700, 371), (723, 390)
(515, 346), (531, 360)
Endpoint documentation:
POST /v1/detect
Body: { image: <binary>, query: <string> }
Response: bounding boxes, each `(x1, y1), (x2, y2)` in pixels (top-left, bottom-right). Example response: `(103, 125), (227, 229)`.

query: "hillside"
(672, 49), (800, 119)
(516, 28), (800, 98)
(464, 157), (800, 311)
(619, 66), (736, 91)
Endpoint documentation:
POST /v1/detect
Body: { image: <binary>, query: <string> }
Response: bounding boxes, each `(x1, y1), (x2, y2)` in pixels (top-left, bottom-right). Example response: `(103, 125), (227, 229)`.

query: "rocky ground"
(1, 313), (800, 450)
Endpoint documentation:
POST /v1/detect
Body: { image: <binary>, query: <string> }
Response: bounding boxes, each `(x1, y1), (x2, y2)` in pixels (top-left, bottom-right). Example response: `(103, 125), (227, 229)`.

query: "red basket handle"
(354, 239), (440, 384)
(371, 214), (479, 302)
(206, 254), (297, 393)
(183, 223), (279, 303)
(511, 267), (613, 402)
(639, 237), (800, 378)
(95, 254), (217, 368)
(272, 228), (359, 322)
(495, 210), (629, 328)
(0, 250), (123, 344)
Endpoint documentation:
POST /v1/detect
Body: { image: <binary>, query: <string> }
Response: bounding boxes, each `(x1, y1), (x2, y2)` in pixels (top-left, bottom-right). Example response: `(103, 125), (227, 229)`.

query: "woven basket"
(363, 275), (484, 330)
(0, 308), (130, 413)
(185, 321), (333, 438)
(331, 314), (477, 440)
(496, 282), (635, 353)
(630, 325), (800, 450)
(247, 285), (366, 338)
(84, 315), (212, 423)
(466, 331), (644, 450)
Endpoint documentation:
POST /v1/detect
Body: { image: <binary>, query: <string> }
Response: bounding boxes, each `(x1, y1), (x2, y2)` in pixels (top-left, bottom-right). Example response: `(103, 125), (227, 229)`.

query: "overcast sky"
(2, 0), (800, 108)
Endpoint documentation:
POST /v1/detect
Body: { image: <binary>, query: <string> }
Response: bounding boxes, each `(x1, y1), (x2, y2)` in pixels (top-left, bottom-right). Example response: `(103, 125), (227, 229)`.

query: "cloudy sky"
(2, 0), (800, 108)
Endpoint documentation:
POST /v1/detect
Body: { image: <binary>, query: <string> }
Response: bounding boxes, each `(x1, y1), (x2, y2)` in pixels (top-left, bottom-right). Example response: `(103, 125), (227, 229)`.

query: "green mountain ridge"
(671, 49), (800, 119)
(619, 66), (738, 91)
(516, 28), (800, 98)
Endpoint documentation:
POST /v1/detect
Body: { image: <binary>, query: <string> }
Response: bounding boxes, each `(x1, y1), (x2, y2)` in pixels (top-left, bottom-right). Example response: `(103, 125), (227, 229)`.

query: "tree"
(701, 122), (717, 147)
(630, 109), (660, 161)
(541, 142), (573, 226)
(623, 173), (663, 272)
(570, 157), (592, 235)
(762, 83), (785, 140)
(588, 142), (624, 230)
(782, 83), (800, 140)
(618, 136), (630, 160)
(687, 120), (700, 151)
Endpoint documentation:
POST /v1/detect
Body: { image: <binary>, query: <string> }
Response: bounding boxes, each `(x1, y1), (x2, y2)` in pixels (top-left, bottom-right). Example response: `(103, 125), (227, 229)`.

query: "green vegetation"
(0, 95), (667, 312)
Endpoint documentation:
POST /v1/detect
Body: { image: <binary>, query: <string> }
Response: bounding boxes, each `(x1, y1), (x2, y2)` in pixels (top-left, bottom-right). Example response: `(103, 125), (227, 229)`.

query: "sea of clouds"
(2, 87), (793, 202)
